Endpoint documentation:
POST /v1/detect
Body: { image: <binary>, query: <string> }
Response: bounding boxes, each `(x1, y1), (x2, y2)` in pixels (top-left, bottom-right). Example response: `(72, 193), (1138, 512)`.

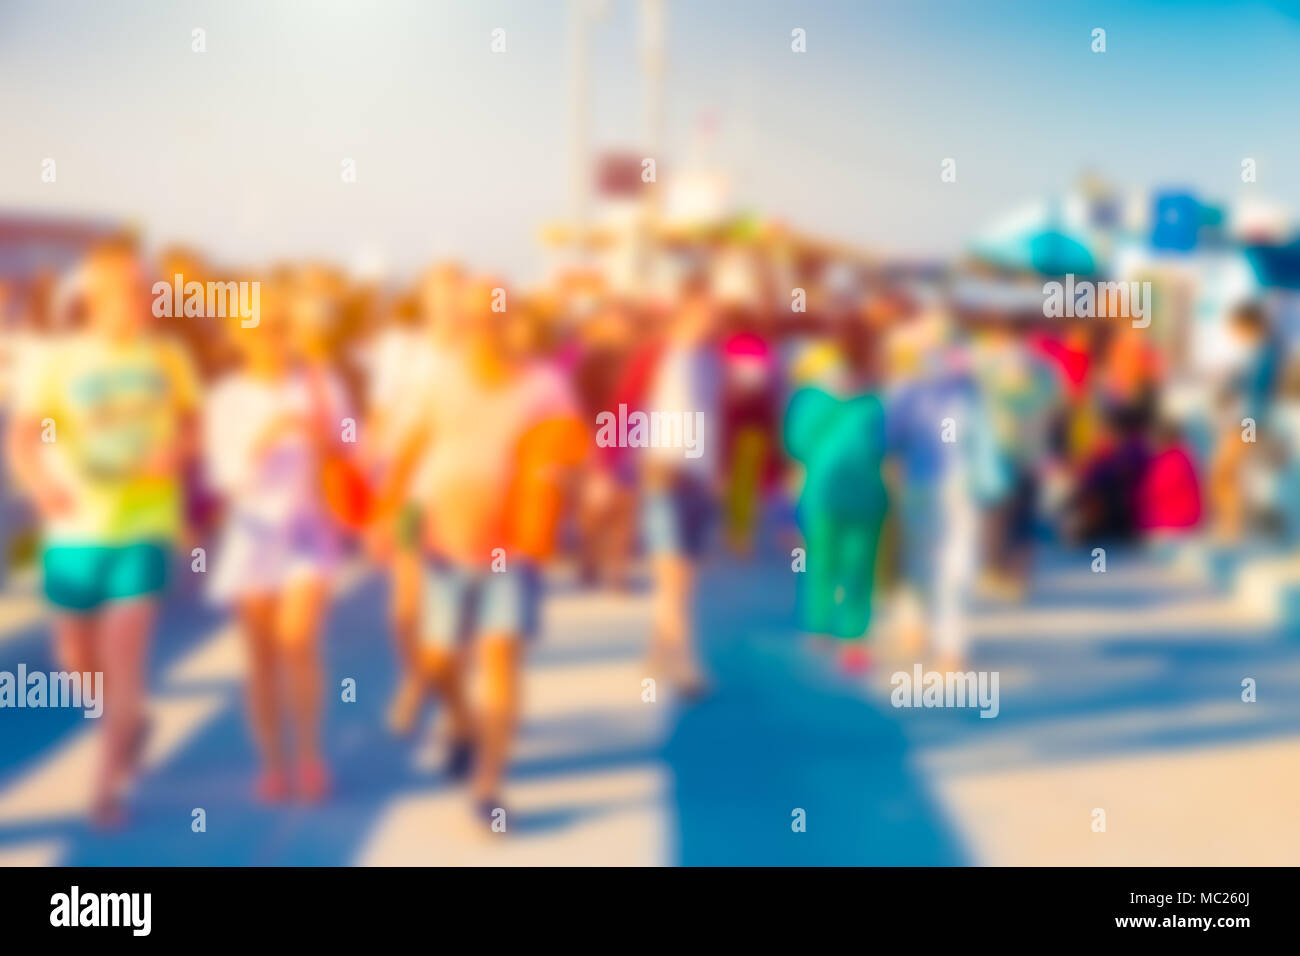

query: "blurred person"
(1268, 357), (1300, 543)
(157, 246), (225, 381)
(1070, 410), (1151, 543)
(1032, 322), (1101, 468)
(2, 274), (72, 580)
(333, 280), (383, 408)
(5, 235), (200, 826)
(0, 279), (20, 405)
(640, 276), (721, 695)
(719, 319), (779, 557)
(1098, 322), (1162, 436)
(885, 311), (984, 672)
(572, 300), (639, 590)
(0, 280), (27, 580)
(970, 321), (1060, 599)
(203, 272), (350, 803)
(1209, 302), (1279, 543)
(379, 276), (585, 828)
(364, 263), (462, 735)
(784, 334), (888, 675)
(0, 273), (61, 410)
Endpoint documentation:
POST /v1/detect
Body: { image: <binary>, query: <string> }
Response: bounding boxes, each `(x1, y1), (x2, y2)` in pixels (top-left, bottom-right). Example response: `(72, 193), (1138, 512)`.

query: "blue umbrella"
(969, 197), (1101, 276)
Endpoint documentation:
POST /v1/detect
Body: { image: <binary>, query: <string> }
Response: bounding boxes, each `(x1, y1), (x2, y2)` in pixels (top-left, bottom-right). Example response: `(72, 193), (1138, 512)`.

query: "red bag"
(321, 454), (374, 530)
(304, 364), (374, 530)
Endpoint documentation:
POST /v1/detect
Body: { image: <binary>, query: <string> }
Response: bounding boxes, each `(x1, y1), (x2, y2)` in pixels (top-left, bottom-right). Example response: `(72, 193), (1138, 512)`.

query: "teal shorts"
(42, 541), (171, 612)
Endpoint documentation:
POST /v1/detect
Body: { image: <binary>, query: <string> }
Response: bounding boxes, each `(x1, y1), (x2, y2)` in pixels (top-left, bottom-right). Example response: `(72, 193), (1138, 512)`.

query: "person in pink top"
(1138, 420), (1202, 536)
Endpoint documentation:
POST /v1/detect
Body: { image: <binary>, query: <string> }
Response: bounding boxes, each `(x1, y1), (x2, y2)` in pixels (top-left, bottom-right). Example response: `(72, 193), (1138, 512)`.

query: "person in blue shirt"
(885, 315), (987, 672)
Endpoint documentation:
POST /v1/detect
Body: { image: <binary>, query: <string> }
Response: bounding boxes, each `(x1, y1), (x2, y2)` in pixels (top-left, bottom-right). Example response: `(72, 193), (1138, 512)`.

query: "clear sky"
(2, 0), (1298, 281)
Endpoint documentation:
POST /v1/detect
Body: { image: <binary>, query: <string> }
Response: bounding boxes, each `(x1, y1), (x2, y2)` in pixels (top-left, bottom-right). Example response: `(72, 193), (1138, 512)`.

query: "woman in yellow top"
(6, 236), (200, 827)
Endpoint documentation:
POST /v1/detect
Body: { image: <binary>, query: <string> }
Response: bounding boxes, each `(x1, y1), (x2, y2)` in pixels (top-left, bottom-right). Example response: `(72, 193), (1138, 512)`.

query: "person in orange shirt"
(377, 276), (583, 829)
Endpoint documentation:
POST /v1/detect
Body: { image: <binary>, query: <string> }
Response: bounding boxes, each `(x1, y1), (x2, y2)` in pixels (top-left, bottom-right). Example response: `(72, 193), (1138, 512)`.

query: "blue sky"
(1, 0), (1298, 280)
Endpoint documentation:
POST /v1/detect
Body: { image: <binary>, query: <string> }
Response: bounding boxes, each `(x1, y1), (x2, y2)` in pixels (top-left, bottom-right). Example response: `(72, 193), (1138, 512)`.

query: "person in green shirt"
(784, 341), (889, 674)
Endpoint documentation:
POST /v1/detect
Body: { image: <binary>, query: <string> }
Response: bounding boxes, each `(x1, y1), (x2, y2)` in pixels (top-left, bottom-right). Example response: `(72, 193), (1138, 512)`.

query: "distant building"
(0, 210), (122, 283)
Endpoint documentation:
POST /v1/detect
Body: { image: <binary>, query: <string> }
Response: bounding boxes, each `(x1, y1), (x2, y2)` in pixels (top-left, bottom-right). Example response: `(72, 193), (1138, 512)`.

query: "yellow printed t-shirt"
(20, 333), (200, 545)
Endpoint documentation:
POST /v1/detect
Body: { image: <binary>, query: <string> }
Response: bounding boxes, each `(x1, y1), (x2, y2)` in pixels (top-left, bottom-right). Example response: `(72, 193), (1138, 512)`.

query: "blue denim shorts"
(419, 557), (542, 649)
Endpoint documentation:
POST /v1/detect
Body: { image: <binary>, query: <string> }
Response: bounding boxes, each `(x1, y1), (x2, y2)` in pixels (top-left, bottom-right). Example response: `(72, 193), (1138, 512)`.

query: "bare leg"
(471, 633), (520, 804)
(1211, 430), (1246, 543)
(606, 486), (636, 590)
(651, 554), (703, 692)
(387, 548), (425, 734)
(277, 574), (328, 796)
(237, 595), (286, 797)
(419, 645), (473, 743)
(53, 612), (97, 677)
(576, 469), (605, 585)
(54, 613), (101, 815)
(93, 599), (156, 823)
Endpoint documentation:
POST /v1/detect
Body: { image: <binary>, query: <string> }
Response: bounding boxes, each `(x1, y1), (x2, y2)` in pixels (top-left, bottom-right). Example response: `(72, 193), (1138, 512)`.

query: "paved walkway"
(1, 528), (1298, 865)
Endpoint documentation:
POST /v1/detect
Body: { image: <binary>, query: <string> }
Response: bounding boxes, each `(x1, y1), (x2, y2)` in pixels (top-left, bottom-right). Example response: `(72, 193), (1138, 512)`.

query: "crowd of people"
(0, 231), (1288, 832)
